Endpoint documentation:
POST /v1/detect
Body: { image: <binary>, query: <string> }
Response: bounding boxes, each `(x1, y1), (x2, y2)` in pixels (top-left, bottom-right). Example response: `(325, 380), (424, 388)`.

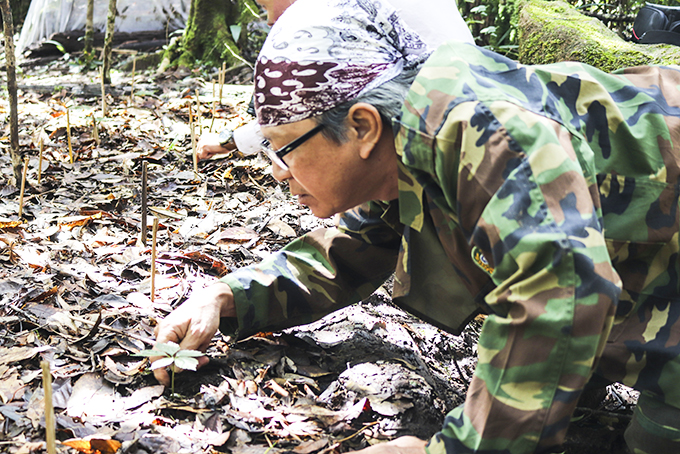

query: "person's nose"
(271, 161), (291, 182)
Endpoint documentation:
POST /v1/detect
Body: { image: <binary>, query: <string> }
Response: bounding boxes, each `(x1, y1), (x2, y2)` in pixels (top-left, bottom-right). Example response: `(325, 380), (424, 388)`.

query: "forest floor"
(0, 52), (639, 454)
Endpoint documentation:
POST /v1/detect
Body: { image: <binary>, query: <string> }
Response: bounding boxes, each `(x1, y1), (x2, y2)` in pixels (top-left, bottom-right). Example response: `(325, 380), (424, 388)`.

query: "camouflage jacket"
(222, 43), (680, 453)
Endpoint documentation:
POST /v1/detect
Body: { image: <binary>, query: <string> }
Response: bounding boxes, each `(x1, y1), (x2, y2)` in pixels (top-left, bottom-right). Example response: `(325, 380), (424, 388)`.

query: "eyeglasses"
(261, 123), (325, 171)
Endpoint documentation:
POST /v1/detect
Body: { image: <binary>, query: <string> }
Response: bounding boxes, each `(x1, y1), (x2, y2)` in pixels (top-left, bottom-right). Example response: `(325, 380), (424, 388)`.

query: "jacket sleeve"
(419, 101), (621, 454)
(219, 201), (401, 339)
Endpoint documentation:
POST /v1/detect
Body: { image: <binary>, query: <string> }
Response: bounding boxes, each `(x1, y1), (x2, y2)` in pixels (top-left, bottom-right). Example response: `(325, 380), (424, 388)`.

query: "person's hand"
(152, 281), (236, 386)
(351, 437), (427, 454)
(196, 132), (235, 161)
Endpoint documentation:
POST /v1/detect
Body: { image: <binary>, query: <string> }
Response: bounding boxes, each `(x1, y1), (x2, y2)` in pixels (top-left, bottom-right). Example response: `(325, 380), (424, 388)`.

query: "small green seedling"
(137, 342), (203, 394)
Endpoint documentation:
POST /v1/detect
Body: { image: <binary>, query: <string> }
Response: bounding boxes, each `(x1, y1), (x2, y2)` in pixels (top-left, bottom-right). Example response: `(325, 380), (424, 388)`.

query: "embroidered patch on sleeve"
(472, 246), (494, 275)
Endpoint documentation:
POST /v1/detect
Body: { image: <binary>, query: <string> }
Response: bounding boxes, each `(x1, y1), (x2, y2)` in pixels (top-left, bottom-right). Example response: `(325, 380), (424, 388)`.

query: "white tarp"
(17, 0), (190, 52)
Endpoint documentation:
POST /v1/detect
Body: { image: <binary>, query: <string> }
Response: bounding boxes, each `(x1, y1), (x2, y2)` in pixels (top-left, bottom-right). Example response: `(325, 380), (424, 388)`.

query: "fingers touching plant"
(137, 342), (203, 394)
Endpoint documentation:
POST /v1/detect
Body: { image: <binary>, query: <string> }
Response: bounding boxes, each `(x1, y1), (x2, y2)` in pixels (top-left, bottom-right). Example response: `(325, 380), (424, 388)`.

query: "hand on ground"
(196, 133), (234, 160)
(152, 281), (235, 386)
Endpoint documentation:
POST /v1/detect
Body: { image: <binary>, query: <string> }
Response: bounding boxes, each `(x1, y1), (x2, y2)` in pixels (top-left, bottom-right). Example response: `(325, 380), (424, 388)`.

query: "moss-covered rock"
(517, 0), (680, 71)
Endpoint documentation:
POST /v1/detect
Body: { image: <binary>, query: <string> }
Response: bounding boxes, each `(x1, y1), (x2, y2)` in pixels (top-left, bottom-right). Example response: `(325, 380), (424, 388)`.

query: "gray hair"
(314, 67), (420, 144)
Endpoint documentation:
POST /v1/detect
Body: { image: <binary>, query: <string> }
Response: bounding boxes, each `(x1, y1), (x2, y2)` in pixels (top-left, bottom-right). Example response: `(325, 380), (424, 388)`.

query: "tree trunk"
(1, 0), (22, 185)
(84, 0), (95, 55)
(3, 0), (30, 28)
(161, 0), (258, 70)
(102, 0), (117, 84)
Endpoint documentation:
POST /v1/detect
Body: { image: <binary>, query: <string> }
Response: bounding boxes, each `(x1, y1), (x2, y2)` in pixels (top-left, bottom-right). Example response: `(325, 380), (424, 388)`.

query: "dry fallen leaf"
(62, 437), (122, 454)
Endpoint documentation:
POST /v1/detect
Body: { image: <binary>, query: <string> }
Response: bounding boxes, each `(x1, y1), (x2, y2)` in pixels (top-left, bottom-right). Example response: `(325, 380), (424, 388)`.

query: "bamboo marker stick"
(219, 62), (226, 103)
(195, 89), (201, 170)
(66, 107), (74, 164)
(141, 161), (148, 246)
(209, 100), (217, 133)
(192, 123), (198, 174)
(212, 79), (216, 98)
(189, 102), (198, 173)
(91, 113), (100, 146)
(195, 89), (201, 124)
(150, 217), (159, 302)
(41, 361), (56, 454)
(18, 156), (28, 218)
(130, 57), (136, 105)
(37, 137), (44, 185)
(100, 66), (107, 116)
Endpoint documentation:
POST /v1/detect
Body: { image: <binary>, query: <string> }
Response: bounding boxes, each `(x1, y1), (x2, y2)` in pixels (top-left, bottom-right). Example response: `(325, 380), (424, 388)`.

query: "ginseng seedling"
(137, 341), (203, 394)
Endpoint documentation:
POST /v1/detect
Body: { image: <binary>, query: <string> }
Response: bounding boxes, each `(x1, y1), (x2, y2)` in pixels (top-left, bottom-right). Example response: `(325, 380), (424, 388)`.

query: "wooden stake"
(192, 124), (198, 174)
(37, 137), (44, 185)
(194, 89), (201, 169)
(189, 102), (197, 173)
(209, 100), (217, 133)
(212, 79), (216, 98)
(41, 361), (56, 454)
(219, 62), (226, 103)
(100, 66), (107, 116)
(18, 156), (28, 218)
(141, 161), (148, 245)
(91, 112), (100, 146)
(66, 107), (74, 164)
(195, 88), (201, 124)
(150, 217), (159, 302)
(130, 57), (136, 104)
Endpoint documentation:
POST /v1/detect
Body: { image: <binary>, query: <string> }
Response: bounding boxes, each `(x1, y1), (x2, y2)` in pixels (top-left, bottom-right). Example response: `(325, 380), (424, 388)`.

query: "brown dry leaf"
(13, 247), (50, 269)
(62, 438), (122, 454)
(0, 220), (23, 229)
(267, 218), (297, 238)
(58, 212), (103, 230)
(67, 373), (125, 424)
(0, 346), (41, 366)
(0, 371), (26, 403)
(178, 250), (230, 276)
(292, 437), (330, 454)
(218, 226), (259, 243)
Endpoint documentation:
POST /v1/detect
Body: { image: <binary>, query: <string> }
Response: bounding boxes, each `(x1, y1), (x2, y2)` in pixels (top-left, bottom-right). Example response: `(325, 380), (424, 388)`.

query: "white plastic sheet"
(388, 0), (474, 47)
(17, 0), (190, 52)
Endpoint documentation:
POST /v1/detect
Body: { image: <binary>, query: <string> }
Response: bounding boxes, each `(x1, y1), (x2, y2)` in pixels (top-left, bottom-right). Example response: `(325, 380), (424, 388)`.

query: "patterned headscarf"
(254, 0), (430, 127)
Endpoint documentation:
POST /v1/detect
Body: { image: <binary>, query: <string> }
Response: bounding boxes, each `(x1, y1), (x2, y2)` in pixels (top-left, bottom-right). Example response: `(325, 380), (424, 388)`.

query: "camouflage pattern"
(221, 42), (680, 453)
(396, 43), (680, 453)
(624, 391), (680, 454)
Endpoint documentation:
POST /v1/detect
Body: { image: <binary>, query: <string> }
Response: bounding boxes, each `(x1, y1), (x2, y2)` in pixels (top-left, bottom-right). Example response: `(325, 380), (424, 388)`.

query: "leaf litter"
(0, 57), (638, 454)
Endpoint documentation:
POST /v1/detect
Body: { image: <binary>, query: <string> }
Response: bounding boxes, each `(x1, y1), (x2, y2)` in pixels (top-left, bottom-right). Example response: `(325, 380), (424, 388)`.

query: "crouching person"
(155, 0), (680, 452)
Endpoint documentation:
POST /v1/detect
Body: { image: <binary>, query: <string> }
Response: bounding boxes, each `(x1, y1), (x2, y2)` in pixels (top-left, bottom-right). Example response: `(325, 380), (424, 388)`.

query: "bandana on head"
(254, 0), (430, 127)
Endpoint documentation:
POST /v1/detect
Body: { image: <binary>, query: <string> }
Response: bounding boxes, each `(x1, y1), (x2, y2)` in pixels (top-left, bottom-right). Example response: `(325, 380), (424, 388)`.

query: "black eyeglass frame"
(261, 123), (325, 171)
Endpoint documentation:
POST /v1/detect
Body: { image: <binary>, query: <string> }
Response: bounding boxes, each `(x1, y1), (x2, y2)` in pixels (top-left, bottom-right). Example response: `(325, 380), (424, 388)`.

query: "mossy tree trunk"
(101, 0), (117, 84)
(161, 0), (258, 70)
(1, 0), (22, 184)
(84, 0), (95, 55)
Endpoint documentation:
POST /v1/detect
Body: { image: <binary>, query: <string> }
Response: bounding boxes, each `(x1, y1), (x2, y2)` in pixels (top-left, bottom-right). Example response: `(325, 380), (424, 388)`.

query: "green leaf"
(149, 357), (174, 370)
(135, 349), (165, 357)
(230, 24), (242, 42)
(174, 356), (199, 371)
(470, 5), (488, 14)
(43, 39), (66, 54)
(175, 349), (203, 358)
(480, 26), (497, 36)
(154, 342), (181, 356)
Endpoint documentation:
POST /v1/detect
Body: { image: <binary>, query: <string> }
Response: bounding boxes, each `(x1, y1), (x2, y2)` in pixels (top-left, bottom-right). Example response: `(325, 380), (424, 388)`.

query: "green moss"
(517, 0), (680, 71)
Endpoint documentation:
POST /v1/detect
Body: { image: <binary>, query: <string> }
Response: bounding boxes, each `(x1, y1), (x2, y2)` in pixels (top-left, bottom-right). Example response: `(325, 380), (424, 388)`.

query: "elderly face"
(260, 106), (399, 219)
(254, 0), (297, 25)
(261, 119), (363, 218)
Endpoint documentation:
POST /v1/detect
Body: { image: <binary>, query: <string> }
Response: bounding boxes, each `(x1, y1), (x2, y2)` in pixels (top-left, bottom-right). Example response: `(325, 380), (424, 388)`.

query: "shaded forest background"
(4, 0), (680, 71)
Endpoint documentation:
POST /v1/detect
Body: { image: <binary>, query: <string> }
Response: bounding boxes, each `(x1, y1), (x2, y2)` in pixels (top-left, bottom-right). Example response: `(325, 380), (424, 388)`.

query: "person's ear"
(347, 103), (383, 160)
